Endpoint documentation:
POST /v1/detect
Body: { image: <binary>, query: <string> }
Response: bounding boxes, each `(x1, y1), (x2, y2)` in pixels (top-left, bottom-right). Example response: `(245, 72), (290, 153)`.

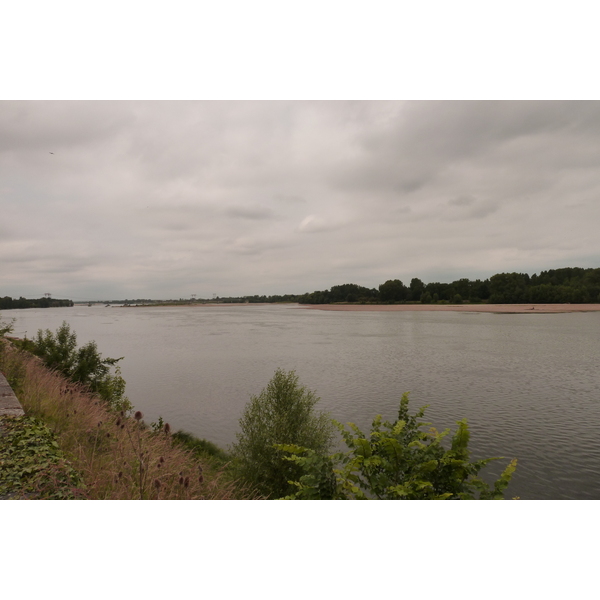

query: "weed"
(0, 341), (250, 499)
(0, 415), (85, 499)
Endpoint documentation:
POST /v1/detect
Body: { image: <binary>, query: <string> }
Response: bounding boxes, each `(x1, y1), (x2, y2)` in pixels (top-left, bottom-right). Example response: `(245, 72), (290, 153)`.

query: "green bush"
(0, 314), (15, 353)
(32, 322), (131, 413)
(279, 393), (517, 500)
(231, 368), (335, 498)
(0, 415), (84, 499)
(0, 314), (14, 338)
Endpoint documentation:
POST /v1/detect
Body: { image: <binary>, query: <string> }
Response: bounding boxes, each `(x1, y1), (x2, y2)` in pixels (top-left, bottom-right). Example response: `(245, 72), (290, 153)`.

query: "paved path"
(0, 372), (25, 499)
(0, 372), (24, 417)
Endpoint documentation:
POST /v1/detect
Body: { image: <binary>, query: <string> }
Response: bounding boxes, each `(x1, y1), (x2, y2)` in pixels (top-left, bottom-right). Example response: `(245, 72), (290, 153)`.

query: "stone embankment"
(0, 373), (24, 417)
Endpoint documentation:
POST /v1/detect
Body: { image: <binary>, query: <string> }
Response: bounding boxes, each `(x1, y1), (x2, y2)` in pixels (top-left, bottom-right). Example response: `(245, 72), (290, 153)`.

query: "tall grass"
(0, 342), (254, 499)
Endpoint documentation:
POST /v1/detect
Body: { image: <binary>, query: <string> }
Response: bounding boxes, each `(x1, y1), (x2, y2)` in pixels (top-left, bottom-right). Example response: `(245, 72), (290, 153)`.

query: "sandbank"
(297, 303), (600, 314)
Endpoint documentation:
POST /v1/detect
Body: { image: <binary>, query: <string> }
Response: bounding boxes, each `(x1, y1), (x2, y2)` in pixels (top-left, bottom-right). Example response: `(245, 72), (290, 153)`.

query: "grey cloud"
(468, 202), (500, 219)
(224, 205), (275, 220)
(228, 236), (292, 256)
(154, 220), (197, 232)
(297, 215), (341, 234)
(274, 193), (306, 204)
(326, 102), (600, 202)
(445, 196), (499, 220)
(448, 195), (476, 207)
(0, 101), (132, 154)
(2, 101), (600, 299)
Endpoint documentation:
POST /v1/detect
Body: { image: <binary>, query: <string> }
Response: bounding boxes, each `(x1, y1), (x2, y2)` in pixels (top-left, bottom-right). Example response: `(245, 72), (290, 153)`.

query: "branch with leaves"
(278, 393), (517, 500)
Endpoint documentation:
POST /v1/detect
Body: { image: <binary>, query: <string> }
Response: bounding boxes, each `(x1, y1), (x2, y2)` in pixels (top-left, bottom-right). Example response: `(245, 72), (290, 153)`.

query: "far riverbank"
(298, 303), (600, 314)
(109, 302), (600, 314)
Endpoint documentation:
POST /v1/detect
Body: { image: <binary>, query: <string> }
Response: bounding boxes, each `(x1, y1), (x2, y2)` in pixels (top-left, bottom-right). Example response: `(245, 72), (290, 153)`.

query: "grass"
(171, 430), (232, 464)
(0, 340), (256, 500)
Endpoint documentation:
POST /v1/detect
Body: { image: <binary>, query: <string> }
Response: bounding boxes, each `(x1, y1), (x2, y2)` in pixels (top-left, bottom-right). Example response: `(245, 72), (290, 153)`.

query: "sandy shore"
(297, 303), (600, 314)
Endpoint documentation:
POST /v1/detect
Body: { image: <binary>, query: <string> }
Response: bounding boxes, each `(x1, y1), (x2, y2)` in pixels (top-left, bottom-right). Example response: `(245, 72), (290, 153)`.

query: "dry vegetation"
(0, 342), (254, 500)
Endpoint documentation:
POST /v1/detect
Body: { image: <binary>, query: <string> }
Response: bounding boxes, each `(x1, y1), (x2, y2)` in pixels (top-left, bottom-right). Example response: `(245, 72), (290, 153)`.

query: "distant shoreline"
(297, 303), (600, 314)
(110, 302), (600, 314)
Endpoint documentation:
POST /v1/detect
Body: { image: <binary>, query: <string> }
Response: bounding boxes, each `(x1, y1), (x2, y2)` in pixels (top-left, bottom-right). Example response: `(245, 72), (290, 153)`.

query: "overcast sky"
(1, 101), (600, 300)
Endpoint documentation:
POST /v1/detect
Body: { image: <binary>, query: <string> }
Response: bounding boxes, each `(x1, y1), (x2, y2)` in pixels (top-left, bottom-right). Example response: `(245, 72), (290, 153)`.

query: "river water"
(5, 304), (600, 499)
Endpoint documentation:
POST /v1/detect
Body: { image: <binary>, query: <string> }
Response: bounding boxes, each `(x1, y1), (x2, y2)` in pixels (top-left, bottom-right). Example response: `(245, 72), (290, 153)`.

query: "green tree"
(231, 368), (335, 498)
(409, 278), (425, 301)
(329, 283), (375, 303)
(379, 279), (407, 303)
(34, 322), (78, 375)
(32, 322), (130, 412)
(489, 272), (529, 303)
(279, 394), (517, 500)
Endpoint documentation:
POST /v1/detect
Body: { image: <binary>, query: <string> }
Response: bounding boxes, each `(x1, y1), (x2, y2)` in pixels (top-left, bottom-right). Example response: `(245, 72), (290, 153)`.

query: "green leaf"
(353, 438), (372, 458)
(419, 460), (438, 472)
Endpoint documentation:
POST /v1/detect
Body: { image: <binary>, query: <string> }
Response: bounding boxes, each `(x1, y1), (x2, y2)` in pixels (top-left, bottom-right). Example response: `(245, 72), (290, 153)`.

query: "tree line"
(207, 267), (599, 305)
(3, 266), (599, 308)
(295, 267), (600, 305)
(0, 296), (74, 310)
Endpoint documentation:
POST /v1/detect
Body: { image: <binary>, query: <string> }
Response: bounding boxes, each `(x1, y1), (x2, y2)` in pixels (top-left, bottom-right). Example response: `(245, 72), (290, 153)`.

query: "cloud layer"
(2, 101), (600, 300)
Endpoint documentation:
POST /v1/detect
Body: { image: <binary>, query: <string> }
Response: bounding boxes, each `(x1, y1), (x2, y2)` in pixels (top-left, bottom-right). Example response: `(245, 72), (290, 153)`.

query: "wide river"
(5, 304), (600, 499)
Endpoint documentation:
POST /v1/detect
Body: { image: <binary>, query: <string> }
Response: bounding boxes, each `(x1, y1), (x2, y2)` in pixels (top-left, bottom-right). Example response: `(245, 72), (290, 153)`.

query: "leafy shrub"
(32, 322), (131, 413)
(231, 368), (335, 498)
(0, 313), (14, 338)
(0, 314), (15, 356)
(0, 415), (85, 499)
(279, 393), (517, 500)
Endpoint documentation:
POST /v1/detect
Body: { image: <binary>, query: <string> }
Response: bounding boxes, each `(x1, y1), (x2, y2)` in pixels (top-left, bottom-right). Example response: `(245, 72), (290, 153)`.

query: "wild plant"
(278, 393), (518, 500)
(0, 342), (247, 499)
(30, 322), (131, 413)
(0, 414), (86, 500)
(230, 368), (335, 498)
